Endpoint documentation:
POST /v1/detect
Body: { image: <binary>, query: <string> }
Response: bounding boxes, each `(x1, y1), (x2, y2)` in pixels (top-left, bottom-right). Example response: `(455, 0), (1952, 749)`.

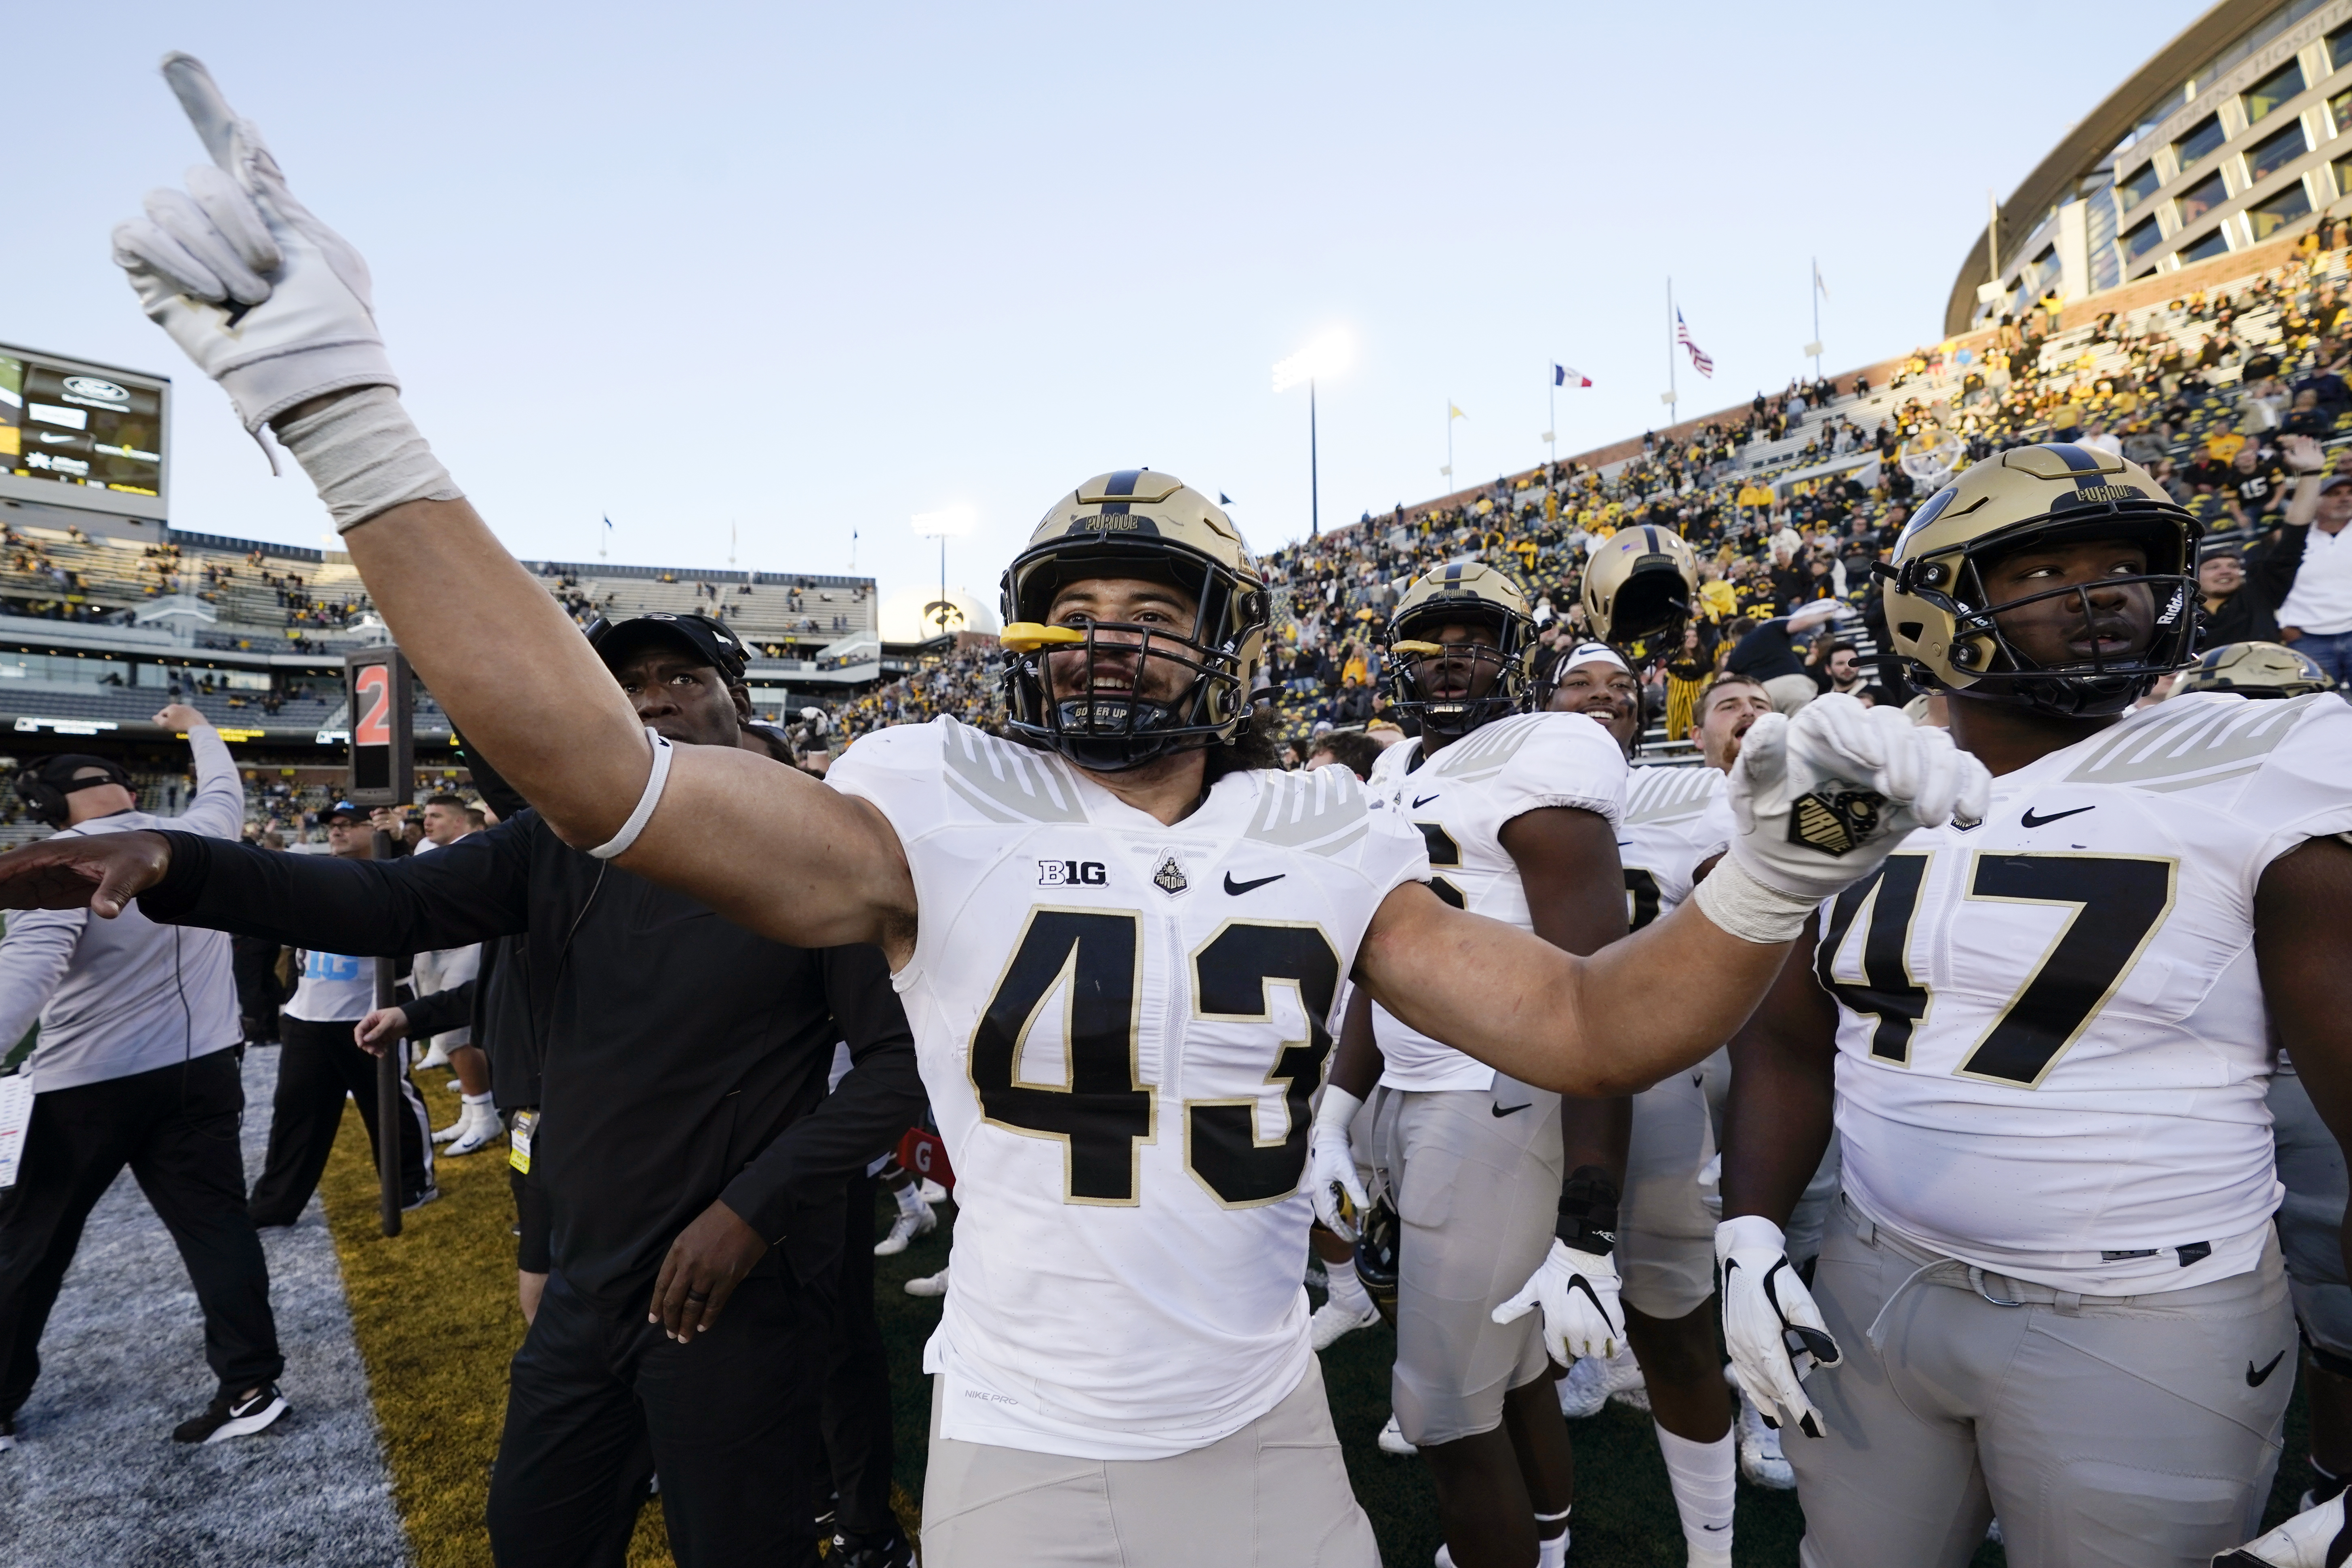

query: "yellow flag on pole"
(1449, 403), (1466, 420)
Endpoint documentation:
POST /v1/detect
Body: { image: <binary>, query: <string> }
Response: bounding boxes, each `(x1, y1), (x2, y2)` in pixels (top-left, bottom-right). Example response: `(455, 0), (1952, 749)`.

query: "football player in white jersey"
(1310, 562), (1631, 1568)
(1717, 444), (2352, 1568)
(29, 58), (1992, 1568)
(1539, 629), (1758, 1568)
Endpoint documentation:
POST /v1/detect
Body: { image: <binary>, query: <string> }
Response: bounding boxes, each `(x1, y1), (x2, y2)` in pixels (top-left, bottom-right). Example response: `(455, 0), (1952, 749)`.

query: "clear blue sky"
(8, 1), (2209, 612)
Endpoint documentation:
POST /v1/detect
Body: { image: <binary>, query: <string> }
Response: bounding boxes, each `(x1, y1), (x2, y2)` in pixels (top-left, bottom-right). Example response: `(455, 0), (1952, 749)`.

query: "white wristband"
(1312, 1084), (1364, 1140)
(589, 728), (674, 861)
(1692, 854), (1823, 945)
(271, 385), (463, 532)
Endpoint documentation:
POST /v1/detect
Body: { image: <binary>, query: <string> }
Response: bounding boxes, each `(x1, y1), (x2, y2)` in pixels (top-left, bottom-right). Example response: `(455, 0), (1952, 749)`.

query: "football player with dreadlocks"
(9, 57), (1992, 1566)
(1309, 561), (1629, 1568)
(1717, 445), (2352, 1568)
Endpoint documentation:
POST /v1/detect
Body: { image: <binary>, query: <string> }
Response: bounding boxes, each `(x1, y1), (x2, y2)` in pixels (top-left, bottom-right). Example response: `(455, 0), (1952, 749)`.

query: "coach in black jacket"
(0, 614), (923, 1568)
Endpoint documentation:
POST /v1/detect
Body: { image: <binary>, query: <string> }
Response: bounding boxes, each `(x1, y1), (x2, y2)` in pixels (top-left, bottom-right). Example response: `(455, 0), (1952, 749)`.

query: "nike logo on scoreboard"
(2020, 804), (2095, 829)
(1223, 871), (1286, 896)
(2248, 1349), (2287, 1387)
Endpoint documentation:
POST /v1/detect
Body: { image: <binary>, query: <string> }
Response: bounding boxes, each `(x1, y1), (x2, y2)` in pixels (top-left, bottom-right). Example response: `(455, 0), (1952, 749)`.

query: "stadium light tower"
(1272, 328), (1353, 536)
(912, 505), (975, 642)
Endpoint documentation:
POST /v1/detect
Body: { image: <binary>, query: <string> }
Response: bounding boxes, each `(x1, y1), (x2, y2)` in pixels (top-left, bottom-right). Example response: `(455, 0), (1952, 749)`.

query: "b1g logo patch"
(1038, 859), (1108, 886)
(1788, 789), (1885, 856)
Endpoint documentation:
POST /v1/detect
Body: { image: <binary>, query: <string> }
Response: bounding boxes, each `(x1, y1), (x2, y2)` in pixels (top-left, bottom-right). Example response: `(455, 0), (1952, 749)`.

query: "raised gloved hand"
(111, 53), (397, 434)
(1717, 1214), (1841, 1439)
(1493, 1239), (1624, 1362)
(1698, 694), (1990, 943)
(1306, 1086), (1370, 1243)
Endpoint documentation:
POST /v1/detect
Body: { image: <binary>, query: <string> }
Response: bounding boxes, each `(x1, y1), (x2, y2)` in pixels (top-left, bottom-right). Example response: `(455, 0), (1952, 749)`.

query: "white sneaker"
(1735, 1386), (1794, 1490)
(1378, 1413), (1417, 1456)
(1310, 1296), (1380, 1351)
(1558, 1348), (1647, 1418)
(905, 1267), (949, 1298)
(430, 1113), (466, 1144)
(874, 1200), (936, 1257)
(414, 1042), (451, 1070)
(2219, 1491), (2348, 1565)
(918, 1178), (949, 1206)
(444, 1105), (504, 1157)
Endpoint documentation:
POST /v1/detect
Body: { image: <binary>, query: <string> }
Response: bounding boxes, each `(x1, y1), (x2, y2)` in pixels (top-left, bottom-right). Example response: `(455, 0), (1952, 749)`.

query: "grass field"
(318, 1069), (2319, 1566)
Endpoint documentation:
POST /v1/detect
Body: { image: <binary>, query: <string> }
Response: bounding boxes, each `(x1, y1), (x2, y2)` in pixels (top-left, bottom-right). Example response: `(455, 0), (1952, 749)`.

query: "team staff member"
(0, 707), (287, 1449)
(15, 612), (925, 1568)
(248, 800), (435, 1224)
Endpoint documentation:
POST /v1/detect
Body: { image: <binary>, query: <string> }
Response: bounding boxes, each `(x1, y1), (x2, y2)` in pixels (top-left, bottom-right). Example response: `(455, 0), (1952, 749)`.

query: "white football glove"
(1723, 693), (1990, 906)
(1717, 1214), (1841, 1439)
(1492, 1239), (1624, 1362)
(112, 53), (397, 434)
(2217, 1487), (2349, 1566)
(1306, 1086), (1370, 1243)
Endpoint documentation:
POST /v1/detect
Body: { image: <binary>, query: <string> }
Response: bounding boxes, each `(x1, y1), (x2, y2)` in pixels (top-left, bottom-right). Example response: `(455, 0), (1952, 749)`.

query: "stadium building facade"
(1949, 0), (2352, 333)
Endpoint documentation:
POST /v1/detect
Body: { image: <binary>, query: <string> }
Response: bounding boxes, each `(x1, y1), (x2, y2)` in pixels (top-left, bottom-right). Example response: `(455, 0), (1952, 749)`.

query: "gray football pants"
(2270, 1064), (2352, 1360)
(918, 1357), (1378, 1567)
(1789, 1198), (2295, 1568)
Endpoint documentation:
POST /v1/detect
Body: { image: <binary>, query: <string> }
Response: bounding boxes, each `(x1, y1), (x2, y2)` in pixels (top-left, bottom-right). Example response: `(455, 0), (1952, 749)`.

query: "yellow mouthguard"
(1389, 640), (1446, 656)
(999, 622), (1090, 652)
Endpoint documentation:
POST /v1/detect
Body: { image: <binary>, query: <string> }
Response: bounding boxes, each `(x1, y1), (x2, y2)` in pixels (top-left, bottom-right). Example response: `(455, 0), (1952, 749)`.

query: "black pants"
(489, 1263), (832, 1568)
(250, 1016), (432, 1226)
(818, 1172), (895, 1537)
(0, 1048), (281, 1418)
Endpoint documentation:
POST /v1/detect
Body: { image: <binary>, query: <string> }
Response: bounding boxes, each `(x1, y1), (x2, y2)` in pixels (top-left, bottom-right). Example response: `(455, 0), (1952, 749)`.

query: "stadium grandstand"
(0, 494), (880, 844)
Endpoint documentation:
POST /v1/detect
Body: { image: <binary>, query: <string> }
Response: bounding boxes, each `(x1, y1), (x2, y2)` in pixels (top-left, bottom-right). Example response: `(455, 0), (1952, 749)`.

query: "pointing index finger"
(161, 52), (240, 171)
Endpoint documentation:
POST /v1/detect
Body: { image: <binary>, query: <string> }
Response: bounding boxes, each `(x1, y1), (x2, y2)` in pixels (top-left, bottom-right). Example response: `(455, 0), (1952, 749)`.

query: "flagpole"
(1811, 257), (1823, 381)
(1446, 398), (1454, 492)
(1310, 378), (1320, 537)
(1666, 278), (1677, 424)
(1548, 366), (1556, 470)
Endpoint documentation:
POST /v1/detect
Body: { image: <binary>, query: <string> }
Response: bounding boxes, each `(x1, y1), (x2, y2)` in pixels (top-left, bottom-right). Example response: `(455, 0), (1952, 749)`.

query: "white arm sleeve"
(175, 724), (248, 842)
(0, 909), (85, 1064)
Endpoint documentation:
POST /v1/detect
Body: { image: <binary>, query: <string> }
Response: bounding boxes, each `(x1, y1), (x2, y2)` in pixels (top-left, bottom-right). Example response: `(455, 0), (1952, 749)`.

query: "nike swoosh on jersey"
(1223, 871), (1286, 896)
(2020, 804), (2096, 828)
(1491, 1101), (1531, 1117)
(1412, 793), (1440, 808)
(2248, 1349), (2287, 1387)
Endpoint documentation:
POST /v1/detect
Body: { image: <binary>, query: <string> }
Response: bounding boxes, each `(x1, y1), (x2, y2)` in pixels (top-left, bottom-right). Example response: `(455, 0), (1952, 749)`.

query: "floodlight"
(1272, 328), (1354, 393)
(912, 506), (975, 538)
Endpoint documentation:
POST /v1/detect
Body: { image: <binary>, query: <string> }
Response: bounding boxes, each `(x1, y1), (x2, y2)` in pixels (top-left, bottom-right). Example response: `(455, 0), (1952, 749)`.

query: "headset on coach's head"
(15, 755), (133, 828)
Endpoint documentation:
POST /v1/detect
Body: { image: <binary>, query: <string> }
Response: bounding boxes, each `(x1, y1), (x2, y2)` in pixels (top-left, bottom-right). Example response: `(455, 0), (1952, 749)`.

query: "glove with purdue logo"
(1306, 1086), (1371, 1244)
(111, 54), (396, 434)
(1717, 1214), (1841, 1439)
(1698, 694), (1991, 943)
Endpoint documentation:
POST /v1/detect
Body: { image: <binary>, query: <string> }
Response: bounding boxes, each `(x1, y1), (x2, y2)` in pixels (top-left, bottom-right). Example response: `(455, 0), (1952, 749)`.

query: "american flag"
(1676, 310), (1714, 378)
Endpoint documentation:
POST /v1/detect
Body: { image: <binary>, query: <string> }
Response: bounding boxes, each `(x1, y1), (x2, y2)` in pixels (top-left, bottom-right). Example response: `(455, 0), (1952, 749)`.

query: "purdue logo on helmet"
(1381, 560), (1539, 738)
(997, 469), (1268, 772)
(1875, 443), (2202, 718)
(2173, 639), (2336, 699)
(1581, 524), (1699, 647)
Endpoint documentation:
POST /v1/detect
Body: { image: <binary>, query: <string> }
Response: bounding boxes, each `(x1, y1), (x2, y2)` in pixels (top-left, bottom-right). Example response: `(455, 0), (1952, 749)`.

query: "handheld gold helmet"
(1381, 559), (1538, 738)
(1581, 523), (1699, 646)
(2173, 639), (2336, 699)
(998, 469), (1267, 771)
(1874, 443), (2200, 717)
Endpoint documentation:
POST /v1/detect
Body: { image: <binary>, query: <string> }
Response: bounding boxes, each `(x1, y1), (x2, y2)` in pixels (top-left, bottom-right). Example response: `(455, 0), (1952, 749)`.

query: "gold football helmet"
(1381, 559), (1538, 737)
(998, 469), (1267, 771)
(1581, 523), (1699, 646)
(2173, 639), (2336, 699)
(1876, 443), (2201, 716)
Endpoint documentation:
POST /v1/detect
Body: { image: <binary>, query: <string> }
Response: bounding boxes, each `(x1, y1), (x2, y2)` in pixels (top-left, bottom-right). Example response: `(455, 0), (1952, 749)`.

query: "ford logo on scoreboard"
(60, 375), (130, 405)
(343, 648), (415, 807)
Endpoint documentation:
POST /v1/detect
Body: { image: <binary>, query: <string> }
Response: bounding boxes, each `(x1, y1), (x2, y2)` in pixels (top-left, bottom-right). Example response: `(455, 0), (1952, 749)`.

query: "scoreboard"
(0, 343), (169, 521)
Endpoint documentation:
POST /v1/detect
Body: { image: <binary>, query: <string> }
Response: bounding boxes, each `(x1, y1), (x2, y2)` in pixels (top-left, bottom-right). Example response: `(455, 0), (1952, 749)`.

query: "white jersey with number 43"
(1820, 692), (2352, 1296)
(825, 718), (1430, 1460)
(1364, 711), (1627, 1092)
